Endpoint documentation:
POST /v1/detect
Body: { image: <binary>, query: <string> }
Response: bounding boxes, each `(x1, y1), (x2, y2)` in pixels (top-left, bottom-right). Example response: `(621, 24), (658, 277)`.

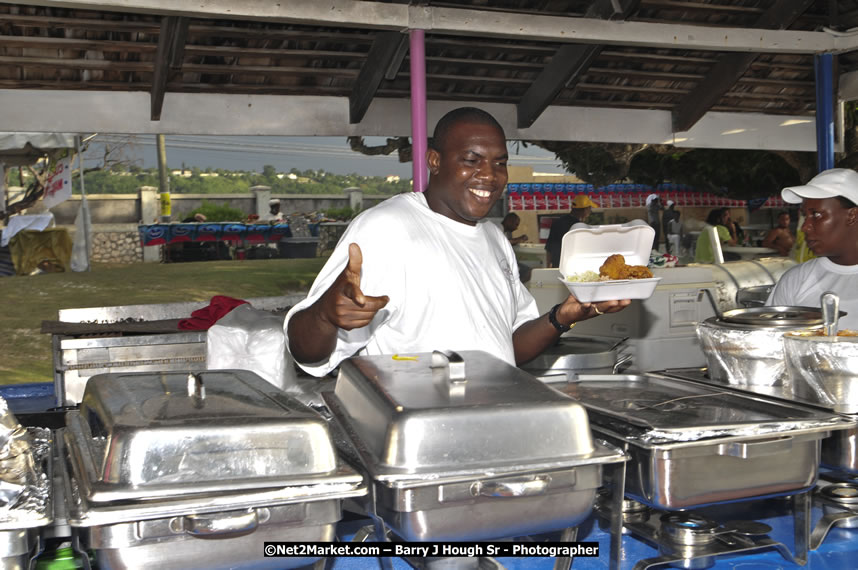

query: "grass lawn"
(0, 258), (327, 384)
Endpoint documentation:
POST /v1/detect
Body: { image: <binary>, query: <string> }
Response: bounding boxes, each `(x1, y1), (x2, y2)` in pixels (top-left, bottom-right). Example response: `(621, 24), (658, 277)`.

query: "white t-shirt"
(767, 257), (858, 330)
(284, 192), (539, 376)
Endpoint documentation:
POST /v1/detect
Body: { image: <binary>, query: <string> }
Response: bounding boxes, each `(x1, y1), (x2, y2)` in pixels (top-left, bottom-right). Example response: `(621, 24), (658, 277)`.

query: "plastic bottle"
(35, 546), (83, 570)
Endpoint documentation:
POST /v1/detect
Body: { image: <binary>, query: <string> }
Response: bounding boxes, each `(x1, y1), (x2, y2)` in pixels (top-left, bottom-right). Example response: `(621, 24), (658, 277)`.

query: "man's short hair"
(429, 107), (505, 152)
(503, 212), (519, 223)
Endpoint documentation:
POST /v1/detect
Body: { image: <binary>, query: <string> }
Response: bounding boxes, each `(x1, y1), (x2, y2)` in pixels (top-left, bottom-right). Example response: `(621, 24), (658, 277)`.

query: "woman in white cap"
(766, 168), (858, 330)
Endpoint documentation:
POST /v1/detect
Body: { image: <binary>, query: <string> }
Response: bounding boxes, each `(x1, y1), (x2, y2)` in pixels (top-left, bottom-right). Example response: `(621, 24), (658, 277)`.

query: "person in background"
(761, 211), (795, 256)
(284, 107), (630, 377)
(263, 199), (284, 222)
(662, 200), (680, 255)
(694, 208), (738, 263)
(181, 213), (207, 223)
(544, 194), (596, 268)
(767, 168), (858, 330)
(728, 214), (746, 245)
(501, 213), (528, 245)
(499, 212), (531, 282)
(645, 193), (663, 251)
(790, 211), (817, 263)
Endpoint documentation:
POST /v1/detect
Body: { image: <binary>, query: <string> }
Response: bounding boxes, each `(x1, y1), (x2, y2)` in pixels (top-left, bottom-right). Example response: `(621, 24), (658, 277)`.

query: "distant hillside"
(11, 164), (412, 196)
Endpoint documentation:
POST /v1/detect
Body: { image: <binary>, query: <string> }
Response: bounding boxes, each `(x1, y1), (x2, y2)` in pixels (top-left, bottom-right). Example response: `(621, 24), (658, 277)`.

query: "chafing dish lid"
(718, 306), (834, 328)
(328, 350), (599, 477)
(67, 370), (342, 502)
(552, 373), (850, 442)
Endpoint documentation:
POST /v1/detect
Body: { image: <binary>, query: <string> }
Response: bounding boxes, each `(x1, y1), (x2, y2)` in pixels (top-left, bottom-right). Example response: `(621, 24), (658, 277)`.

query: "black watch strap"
(548, 303), (573, 333)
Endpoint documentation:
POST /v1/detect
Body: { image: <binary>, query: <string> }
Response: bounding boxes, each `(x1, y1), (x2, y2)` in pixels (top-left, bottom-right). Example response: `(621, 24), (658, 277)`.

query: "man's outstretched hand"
(318, 243), (390, 330)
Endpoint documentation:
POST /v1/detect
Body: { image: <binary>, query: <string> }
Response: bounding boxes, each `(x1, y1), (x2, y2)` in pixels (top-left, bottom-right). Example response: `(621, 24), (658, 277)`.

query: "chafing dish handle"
(182, 509), (259, 536)
(716, 436), (793, 459)
(430, 350), (466, 382)
(470, 474), (555, 498)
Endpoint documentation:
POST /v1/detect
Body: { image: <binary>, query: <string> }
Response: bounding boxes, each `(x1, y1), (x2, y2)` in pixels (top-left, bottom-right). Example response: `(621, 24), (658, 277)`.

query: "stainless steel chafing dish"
(61, 370), (366, 570)
(662, 366), (858, 477)
(544, 373), (850, 510)
(323, 350), (626, 542)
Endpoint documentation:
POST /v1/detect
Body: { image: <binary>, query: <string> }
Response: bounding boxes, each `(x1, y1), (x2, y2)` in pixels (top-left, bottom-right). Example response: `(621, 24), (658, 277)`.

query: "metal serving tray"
(661, 367), (858, 475)
(324, 351), (628, 541)
(545, 374), (848, 509)
(67, 370), (347, 502)
(57, 432), (353, 570)
(331, 350), (600, 479)
(551, 373), (849, 442)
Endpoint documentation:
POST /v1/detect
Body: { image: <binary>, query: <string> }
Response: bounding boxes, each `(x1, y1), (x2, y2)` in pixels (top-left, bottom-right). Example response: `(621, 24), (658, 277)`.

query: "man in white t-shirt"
(284, 107), (630, 376)
(767, 168), (858, 330)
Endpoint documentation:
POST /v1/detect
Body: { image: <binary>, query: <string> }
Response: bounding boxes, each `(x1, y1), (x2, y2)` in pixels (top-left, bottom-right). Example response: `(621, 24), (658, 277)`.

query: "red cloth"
(178, 295), (248, 330)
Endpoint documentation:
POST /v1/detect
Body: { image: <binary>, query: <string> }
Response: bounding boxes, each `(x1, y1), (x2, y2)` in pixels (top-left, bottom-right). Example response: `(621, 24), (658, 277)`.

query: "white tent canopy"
(0, 133), (76, 167)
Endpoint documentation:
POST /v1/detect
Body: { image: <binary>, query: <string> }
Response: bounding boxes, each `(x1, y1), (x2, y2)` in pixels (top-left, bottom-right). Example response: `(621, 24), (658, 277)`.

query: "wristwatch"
(548, 303), (574, 333)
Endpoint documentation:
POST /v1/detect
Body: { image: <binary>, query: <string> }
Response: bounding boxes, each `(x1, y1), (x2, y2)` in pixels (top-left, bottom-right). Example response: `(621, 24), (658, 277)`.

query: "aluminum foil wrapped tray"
(785, 331), (858, 414)
(65, 370), (346, 502)
(696, 307), (826, 387)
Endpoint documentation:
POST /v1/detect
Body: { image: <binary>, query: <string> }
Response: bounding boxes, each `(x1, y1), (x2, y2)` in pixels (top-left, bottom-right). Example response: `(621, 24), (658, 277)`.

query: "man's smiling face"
(425, 121), (508, 226)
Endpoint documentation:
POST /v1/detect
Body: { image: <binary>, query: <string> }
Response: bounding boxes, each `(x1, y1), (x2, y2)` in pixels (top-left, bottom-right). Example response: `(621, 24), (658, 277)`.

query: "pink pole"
(409, 29), (428, 192)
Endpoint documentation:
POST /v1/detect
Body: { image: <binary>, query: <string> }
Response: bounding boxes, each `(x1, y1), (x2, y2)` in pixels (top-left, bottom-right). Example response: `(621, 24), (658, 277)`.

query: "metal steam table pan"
(545, 373), (850, 510)
(325, 350), (626, 541)
(66, 369), (361, 502)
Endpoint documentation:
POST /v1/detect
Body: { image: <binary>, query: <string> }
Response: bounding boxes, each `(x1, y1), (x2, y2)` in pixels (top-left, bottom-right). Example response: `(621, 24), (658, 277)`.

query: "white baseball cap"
(782, 168), (858, 205)
(666, 200), (675, 207)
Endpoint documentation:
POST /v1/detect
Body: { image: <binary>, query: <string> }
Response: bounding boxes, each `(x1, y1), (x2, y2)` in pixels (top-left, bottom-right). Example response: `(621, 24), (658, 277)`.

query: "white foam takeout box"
(558, 220), (661, 302)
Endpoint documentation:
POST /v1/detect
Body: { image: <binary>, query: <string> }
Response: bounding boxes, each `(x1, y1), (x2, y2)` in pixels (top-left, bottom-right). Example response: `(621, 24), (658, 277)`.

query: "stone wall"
(62, 223), (144, 264)
(91, 229), (143, 263)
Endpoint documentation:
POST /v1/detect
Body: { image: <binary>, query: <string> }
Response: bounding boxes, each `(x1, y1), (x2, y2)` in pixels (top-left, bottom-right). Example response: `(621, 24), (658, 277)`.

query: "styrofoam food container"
(558, 220), (661, 302)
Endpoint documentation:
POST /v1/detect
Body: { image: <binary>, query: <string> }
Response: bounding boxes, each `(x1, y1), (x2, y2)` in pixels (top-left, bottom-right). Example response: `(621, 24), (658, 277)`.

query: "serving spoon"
(821, 292), (840, 336)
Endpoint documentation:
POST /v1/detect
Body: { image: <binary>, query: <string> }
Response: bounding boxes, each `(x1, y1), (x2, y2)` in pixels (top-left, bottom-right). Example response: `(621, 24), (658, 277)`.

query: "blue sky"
(87, 134), (568, 178)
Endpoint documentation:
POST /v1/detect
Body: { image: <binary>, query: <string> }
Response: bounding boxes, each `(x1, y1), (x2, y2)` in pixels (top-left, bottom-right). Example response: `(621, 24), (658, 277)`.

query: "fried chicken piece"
(599, 254), (653, 280)
(599, 254), (627, 279)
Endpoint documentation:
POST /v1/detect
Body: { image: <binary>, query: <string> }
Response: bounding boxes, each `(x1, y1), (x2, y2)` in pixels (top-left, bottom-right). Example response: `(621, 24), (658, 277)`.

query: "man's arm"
(287, 243), (389, 364)
(508, 234), (528, 246)
(512, 295), (630, 365)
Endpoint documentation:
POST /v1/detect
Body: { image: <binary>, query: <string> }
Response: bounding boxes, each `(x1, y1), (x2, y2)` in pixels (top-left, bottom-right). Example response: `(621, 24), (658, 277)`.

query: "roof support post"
(814, 53), (835, 171)
(410, 29), (428, 193)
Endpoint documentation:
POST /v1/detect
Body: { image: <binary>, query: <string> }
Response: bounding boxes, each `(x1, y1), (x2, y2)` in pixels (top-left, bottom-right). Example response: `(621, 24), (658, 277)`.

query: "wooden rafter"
(151, 16), (188, 121)
(349, 31), (406, 124)
(516, 0), (640, 129)
(671, 0), (816, 132)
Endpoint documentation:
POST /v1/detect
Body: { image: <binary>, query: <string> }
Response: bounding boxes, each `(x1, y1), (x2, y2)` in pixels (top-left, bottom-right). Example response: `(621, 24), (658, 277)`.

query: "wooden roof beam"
(516, 0), (640, 128)
(349, 31), (406, 124)
(151, 15), (188, 121)
(671, 0), (815, 133)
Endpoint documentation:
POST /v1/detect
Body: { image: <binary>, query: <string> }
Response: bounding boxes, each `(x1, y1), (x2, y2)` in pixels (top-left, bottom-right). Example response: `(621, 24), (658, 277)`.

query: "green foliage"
(667, 149), (802, 200)
(73, 169), (159, 194)
(534, 138), (813, 200)
(323, 206), (359, 220)
(68, 167), (411, 195)
(182, 200), (247, 222)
